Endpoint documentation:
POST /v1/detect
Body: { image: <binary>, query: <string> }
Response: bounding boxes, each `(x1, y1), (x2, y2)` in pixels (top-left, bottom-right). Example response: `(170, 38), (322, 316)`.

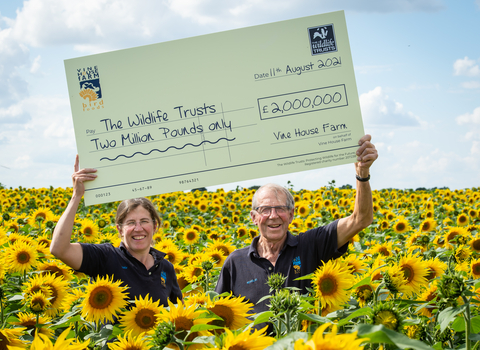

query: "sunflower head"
(267, 273), (287, 293)
(437, 270), (468, 302)
(370, 302), (402, 331)
(151, 321), (177, 349)
(269, 288), (301, 316)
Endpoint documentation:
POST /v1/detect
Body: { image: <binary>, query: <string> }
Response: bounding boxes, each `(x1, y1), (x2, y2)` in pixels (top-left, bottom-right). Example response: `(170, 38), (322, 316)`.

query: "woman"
(50, 155), (182, 306)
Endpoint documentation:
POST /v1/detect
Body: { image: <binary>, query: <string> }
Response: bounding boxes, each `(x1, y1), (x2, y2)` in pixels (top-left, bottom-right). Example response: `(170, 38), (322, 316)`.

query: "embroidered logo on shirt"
(121, 266), (128, 269)
(247, 278), (257, 284)
(293, 256), (301, 274)
(161, 271), (167, 287)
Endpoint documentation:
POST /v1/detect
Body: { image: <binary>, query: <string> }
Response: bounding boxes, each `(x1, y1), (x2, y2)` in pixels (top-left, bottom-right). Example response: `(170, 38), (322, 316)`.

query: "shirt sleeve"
(215, 256), (233, 294)
(78, 243), (111, 276)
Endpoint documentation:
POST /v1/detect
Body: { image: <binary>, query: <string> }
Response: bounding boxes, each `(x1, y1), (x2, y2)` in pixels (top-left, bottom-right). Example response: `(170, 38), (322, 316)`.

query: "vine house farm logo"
(77, 66), (104, 112)
(308, 24), (337, 55)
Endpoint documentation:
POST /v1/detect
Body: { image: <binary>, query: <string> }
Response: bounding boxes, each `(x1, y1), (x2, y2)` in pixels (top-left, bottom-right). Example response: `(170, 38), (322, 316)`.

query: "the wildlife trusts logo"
(308, 24), (337, 55)
(77, 65), (104, 112)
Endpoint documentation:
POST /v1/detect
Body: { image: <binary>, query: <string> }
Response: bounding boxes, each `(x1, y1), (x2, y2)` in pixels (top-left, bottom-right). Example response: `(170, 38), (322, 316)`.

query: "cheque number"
(258, 85), (348, 120)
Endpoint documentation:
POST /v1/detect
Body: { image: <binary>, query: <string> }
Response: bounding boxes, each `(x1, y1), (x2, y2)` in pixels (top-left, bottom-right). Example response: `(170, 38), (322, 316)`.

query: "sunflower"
(294, 323), (365, 350)
(340, 254), (367, 274)
(470, 258), (480, 279)
(5, 240), (39, 273)
(424, 258), (447, 280)
(209, 240), (235, 257)
(351, 275), (377, 308)
(184, 264), (204, 284)
(23, 273), (70, 317)
(61, 287), (86, 313)
(30, 326), (90, 350)
(393, 217), (411, 234)
(382, 264), (410, 295)
(28, 207), (53, 227)
(397, 253), (429, 296)
(80, 275), (129, 324)
(236, 226), (248, 239)
(419, 218), (436, 232)
(0, 326), (27, 349)
(366, 241), (394, 257)
(77, 218), (99, 242)
(27, 290), (52, 314)
(443, 226), (469, 249)
(13, 312), (54, 338)
(118, 294), (163, 337)
(158, 300), (215, 349)
(311, 259), (355, 310)
(469, 236), (480, 253)
(183, 228), (199, 245)
(455, 245), (472, 264)
(206, 293), (253, 331)
(204, 248), (226, 267)
(418, 284), (438, 317)
(161, 245), (185, 265)
(297, 202), (310, 217)
(370, 302), (402, 331)
(220, 326), (276, 350)
(37, 260), (74, 280)
(457, 213), (469, 226)
(107, 330), (151, 350)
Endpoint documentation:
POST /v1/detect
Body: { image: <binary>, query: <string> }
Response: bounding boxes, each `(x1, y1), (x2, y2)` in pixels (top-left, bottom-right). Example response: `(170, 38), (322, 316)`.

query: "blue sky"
(1, 0), (479, 192)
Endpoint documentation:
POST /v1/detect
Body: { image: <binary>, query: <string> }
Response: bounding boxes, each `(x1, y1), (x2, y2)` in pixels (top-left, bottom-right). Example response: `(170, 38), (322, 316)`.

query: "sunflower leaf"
(437, 305), (467, 332)
(351, 276), (371, 289)
(252, 311), (274, 325)
(355, 324), (434, 350)
(336, 307), (372, 326)
(294, 273), (314, 281)
(297, 312), (332, 325)
(189, 324), (223, 332)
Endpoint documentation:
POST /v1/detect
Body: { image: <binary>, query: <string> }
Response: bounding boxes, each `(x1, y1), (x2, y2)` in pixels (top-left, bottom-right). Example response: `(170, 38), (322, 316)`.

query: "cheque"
(65, 10), (364, 205)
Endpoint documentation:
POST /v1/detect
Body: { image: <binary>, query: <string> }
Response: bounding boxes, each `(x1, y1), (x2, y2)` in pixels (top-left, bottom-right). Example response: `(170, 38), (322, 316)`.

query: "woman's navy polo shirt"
(215, 220), (347, 314)
(79, 242), (182, 306)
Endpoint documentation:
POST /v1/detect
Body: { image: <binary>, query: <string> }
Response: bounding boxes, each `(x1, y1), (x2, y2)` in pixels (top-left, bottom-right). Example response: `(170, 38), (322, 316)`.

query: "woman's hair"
(251, 183), (295, 210)
(115, 197), (161, 229)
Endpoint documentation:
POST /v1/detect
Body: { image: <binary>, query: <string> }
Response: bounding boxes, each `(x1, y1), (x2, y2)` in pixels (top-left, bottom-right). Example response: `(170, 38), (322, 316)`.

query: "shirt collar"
(119, 242), (166, 262)
(248, 231), (298, 257)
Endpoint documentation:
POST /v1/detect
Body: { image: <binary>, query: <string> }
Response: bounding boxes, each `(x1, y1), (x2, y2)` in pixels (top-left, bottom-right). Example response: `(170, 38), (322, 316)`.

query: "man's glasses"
(254, 206), (290, 216)
(122, 219), (153, 228)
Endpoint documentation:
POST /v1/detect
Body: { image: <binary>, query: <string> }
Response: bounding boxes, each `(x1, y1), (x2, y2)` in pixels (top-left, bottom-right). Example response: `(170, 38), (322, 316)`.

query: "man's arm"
(336, 134), (378, 248)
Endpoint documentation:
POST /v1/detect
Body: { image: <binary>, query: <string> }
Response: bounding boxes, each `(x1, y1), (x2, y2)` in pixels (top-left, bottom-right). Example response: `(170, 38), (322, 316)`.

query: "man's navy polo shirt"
(79, 242), (182, 306)
(215, 220), (347, 314)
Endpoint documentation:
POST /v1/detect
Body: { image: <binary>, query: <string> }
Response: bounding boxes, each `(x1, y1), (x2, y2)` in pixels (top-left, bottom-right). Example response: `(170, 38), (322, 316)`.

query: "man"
(215, 134), (378, 314)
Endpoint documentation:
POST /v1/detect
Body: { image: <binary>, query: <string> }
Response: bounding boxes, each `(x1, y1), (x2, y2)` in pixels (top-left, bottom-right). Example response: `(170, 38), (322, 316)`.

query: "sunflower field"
(1, 183), (480, 350)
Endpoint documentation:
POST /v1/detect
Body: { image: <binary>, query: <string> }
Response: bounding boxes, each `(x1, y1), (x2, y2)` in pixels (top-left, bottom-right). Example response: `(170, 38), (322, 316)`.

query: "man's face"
(250, 189), (294, 243)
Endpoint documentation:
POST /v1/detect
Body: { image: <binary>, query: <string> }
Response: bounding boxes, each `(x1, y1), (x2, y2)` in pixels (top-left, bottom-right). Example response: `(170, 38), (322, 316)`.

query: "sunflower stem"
(0, 293), (4, 327)
(205, 270), (210, 292)
(462, 295), (471, 350)
(373, 282), (385, 305)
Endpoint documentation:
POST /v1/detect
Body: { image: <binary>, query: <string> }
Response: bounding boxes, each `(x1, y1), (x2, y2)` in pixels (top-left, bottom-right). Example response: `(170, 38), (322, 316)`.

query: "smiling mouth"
(132, 235), (146, 240)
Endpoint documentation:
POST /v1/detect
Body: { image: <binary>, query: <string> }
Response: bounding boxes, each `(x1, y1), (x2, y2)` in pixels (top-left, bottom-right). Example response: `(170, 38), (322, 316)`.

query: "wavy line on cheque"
(99, 137), (237, 162)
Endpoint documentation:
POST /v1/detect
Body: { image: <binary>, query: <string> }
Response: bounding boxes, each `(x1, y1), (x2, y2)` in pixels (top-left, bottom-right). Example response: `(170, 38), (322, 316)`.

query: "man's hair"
(115, 197), (161, 229)
(251, 183), (295, 210)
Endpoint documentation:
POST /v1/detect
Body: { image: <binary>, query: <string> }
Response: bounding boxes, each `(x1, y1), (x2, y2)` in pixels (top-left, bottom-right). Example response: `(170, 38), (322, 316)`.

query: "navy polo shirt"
(215, 220), (347, 314)
(79, 242), (182, 306)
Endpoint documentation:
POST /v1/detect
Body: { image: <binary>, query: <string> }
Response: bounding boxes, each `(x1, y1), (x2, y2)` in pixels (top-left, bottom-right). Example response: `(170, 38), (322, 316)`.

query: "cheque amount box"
(257, 84), (348, 120)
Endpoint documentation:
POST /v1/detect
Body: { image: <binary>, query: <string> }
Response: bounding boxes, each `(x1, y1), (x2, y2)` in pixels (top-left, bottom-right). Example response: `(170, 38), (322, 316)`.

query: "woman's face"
(117, 206), (156, 255)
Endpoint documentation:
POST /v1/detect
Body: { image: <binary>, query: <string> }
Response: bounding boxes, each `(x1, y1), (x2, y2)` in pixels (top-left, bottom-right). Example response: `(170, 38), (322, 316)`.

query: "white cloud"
(30, 55), (41, 73)
(453, 57), (480, 77)
(461, 81), (480, 89)
(456, 107), (480, 125)
(359, 86), (425, 127)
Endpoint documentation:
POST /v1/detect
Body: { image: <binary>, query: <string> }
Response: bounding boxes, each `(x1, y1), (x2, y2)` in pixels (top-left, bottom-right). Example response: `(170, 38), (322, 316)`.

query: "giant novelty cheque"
(65, 10), (364, 205)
